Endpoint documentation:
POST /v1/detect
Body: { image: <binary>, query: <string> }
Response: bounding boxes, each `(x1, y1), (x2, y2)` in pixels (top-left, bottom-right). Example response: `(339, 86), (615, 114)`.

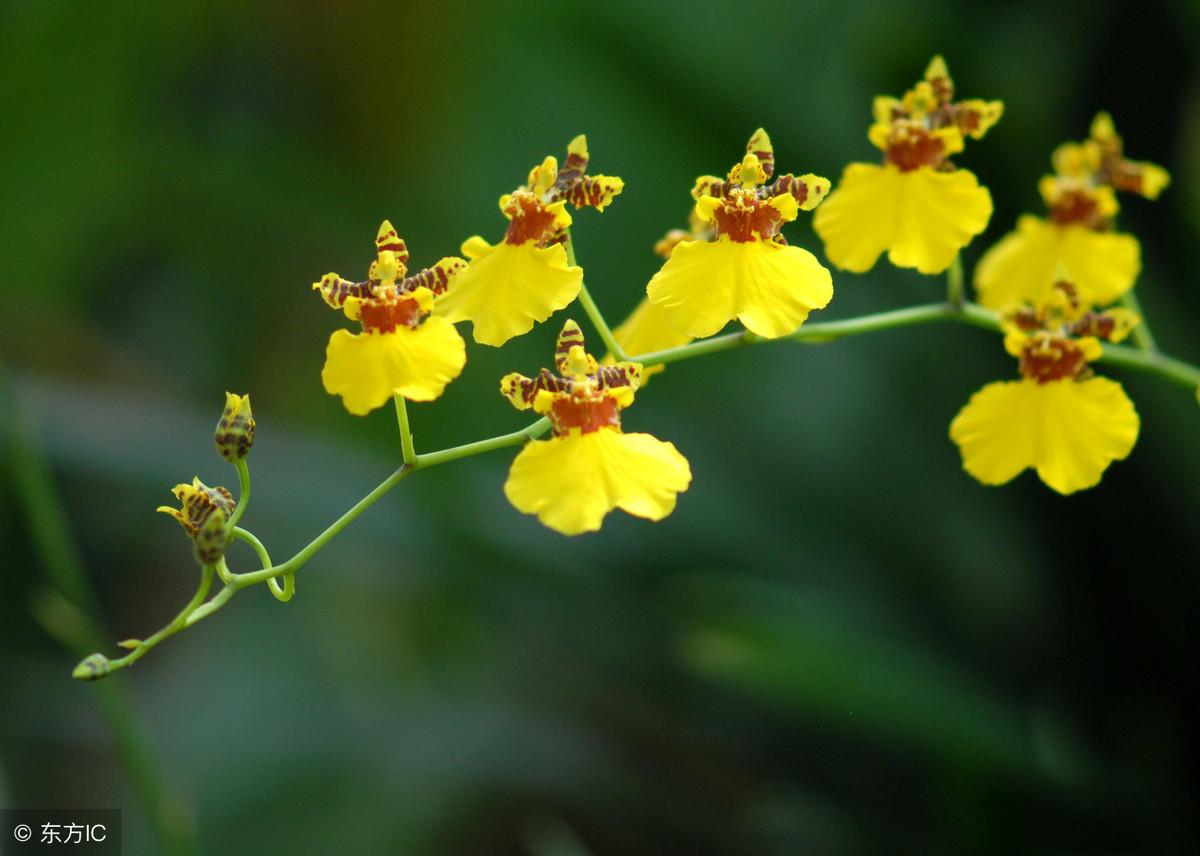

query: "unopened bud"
(193, 505), (230, 565)
(73, 653), (111, 681)
(215, 392), (255, 463)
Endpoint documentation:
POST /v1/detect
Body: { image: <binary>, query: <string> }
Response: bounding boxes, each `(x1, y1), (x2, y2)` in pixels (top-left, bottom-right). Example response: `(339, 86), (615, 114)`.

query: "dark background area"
(2, 1), (1198, 853)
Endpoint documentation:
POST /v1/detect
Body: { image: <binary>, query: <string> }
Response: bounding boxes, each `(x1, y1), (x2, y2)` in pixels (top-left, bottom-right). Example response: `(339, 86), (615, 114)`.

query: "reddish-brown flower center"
(710, 194), (784, 242)
(1019, 334), (1089, 383)
(885, 127), (947, 172)
(503, 193), (562, 246)
(1048, 190), (1104, 228)
(360, 296), (424, 333)
(549, 394), (620, 436)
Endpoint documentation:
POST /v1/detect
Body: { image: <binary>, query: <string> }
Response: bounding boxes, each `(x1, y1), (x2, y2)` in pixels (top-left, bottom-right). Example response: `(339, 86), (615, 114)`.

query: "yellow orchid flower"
(950, 281), (1140, 494)
(646, 128), (833, 339)
(814, 56), (1001, 274)
(500, 320), (690, 535)
(314, 221), (467, 415)
(437, 136), (624, 346)
(975, 112), (1170, 308)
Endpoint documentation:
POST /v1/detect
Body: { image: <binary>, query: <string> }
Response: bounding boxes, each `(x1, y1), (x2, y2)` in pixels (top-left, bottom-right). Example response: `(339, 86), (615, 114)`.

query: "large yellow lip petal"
(434, 240), (582, 347)
(646, 237), (833, 339)
(813, 163), (992, 274)
(949, 377), (1139, 495)
(320, 316), (467, 415)
(504, 429), (692, 535)
(974, 215), (1140, 309)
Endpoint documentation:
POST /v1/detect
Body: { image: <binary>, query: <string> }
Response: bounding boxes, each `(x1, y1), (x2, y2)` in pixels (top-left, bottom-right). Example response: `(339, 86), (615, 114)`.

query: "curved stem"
(227, 458), (250, 530)
(232, 526), (291, 602)
(233, 463), (414, 587)
(100, 564), (216, 673)
(231, 526), (272, 569)
(393, 393), (417, 466)
(1120, 290), (1158, 352)
(565, 230), (627, 361)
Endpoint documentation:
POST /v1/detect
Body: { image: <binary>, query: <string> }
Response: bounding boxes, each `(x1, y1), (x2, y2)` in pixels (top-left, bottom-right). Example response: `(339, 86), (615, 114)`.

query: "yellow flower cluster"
(288, 63), (1173, 538)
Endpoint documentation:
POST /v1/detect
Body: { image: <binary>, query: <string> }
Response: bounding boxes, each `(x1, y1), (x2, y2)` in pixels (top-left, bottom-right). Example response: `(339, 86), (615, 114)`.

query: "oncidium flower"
(814, 56), (1002, 274)
(646, 128), (833, 339)
(500, 320), (691, 535)
(950, 281), (1140, 494)
(157, 477), (235, 564)
(215, 391), (255, 463)
(436, 136), (624, 347)
(975, 112), (1170, 308)
(314, 221), (468, 415)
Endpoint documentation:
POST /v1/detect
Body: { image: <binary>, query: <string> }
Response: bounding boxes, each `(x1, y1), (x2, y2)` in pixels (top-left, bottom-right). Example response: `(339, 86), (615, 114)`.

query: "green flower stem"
(232, 526), (272, 569)
(232, 463), (414, 588)
(393, 393), (417, 466)
(947, 254), (965, 306)
(1098, 339), (1200, 390)
(630, 302), (999, 368)
(413, 416), (551, 469)
(232, 526), (291, 601)
(79, 290), (1200, 675)
(1120, 290), (1158, 352)
(102, 564), (215, 672)
(564, 230), (628, 361)
(227, 458), (250, 530)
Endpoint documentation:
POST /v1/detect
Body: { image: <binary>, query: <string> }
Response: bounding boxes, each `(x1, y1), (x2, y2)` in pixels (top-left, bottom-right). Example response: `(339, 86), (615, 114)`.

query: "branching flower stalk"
(73, 58), (1199, 679)
(73, 264), (1200, 679)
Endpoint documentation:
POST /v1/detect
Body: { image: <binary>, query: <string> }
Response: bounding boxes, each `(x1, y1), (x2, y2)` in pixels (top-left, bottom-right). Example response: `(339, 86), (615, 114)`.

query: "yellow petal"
(321, 317), (467, 415)
(504, 429), (692, 535)
(813, 163), (992, 274)
(646, 237), (833, 339)
(434, 240), (582, 347)
(949, 377), (1139, 495)
(974, 216), (1140, 309)
(608, 297), (691, 380)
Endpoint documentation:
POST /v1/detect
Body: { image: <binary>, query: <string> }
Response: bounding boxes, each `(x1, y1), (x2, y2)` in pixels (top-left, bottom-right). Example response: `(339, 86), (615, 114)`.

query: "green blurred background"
(2, 1), (1199, 853)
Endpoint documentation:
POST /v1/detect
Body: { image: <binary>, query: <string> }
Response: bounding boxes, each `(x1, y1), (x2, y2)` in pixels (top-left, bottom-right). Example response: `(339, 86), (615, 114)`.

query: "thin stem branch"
(947, 254), (964, 307)
(226, 458), (251, 530)
(99, 565), (215, 673)
(414, 416), (551, 469)
(1120, 290), (1158, 352)
(393, 393), (417, 466)
(565, 230), (627, 361)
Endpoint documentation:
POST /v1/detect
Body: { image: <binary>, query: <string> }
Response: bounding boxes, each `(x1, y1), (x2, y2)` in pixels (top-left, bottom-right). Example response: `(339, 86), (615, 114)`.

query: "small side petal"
(435, 240), (582, 347)
(974, 216), (1140, 309)
(504, 429), (691, 535)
